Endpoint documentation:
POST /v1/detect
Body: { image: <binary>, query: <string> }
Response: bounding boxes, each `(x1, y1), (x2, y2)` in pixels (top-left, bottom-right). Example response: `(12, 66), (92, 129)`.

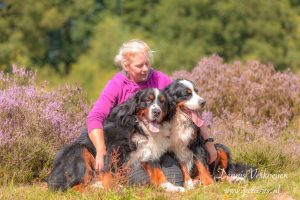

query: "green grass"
(1, 169), (299, 200)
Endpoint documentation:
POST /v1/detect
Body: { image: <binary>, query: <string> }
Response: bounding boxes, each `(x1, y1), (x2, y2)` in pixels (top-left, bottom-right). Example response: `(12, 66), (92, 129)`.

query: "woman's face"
(124, 52), (151, 83)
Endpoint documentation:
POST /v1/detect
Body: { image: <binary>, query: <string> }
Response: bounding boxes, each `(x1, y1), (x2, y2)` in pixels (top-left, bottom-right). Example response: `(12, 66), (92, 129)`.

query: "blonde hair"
(114, 39), (154, 68)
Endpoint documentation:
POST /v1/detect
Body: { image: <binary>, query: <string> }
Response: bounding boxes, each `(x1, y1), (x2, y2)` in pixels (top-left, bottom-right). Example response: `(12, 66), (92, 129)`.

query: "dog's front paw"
(185, 179), (194, 190)
(160, 182), (185, 192)
(91, 181), (104, 188)
(203, 177), (214, 185)
(192, 179), (200, 186)
(195, 175), (214, 186)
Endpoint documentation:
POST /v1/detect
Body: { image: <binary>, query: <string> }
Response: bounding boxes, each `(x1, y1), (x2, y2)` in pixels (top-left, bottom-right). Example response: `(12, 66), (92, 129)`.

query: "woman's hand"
(199, 126), (218, 164)
(88, 128), (107, 172)
(95, 153), (105, 172)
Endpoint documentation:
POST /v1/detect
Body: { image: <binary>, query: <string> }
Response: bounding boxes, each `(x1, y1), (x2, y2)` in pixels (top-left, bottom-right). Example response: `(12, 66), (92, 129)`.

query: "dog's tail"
(227, 162), (259, 181)
(212, 143), (258, 181)
(48, 129), (99, 191)
(47, 143), (86, 191)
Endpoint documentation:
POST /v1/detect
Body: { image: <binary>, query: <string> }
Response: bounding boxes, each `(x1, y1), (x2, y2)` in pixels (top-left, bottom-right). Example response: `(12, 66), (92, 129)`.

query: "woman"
(86, 39), (217, 185)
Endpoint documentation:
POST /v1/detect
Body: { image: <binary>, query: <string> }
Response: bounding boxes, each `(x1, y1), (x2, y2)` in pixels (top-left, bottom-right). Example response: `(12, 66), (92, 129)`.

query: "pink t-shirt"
(86, 69), (172, 132)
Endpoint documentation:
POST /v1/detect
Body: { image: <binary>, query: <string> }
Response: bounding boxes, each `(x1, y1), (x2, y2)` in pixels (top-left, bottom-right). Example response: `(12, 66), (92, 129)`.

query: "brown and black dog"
(164, 79), (252, 189)
(47, 88), (185, 192)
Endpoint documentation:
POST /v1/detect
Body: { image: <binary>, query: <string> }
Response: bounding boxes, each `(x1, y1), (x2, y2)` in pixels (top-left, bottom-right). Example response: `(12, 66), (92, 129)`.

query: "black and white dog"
(47, 88), (184, 192)
(164, 80), (214, 189)
(165, 79), (252, 189)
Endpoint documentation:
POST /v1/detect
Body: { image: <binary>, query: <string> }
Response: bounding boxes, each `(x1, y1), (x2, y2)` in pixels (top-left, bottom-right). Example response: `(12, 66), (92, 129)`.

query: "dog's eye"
(159, 96), (165, 103)
(145, 98), (152, 104)
(185, 89), (192, 96)
(194, 88), (199, 93)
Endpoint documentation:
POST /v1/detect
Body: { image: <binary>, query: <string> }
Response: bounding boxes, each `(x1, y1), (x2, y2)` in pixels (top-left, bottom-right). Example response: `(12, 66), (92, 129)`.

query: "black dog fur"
(47, 88), (175, 191)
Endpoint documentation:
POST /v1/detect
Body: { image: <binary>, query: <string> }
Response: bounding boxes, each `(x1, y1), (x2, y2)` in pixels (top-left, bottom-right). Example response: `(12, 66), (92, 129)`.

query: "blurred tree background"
(1, 0), (300, 100)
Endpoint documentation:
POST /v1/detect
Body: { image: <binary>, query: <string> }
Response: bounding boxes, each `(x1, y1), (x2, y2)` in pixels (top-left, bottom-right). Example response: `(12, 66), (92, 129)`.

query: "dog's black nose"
(199, 100), (206, 107)
(152, 108), (161, 117)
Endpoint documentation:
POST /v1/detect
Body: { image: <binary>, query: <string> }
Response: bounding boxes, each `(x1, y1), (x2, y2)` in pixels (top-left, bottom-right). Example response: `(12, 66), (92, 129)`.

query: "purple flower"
(0, 65), (89, 149)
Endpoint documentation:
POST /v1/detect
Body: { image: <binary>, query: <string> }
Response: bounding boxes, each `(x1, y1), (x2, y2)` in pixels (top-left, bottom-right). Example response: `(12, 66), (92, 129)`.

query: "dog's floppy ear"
(164, 80), (179, 97)
(164, 91), (176, 121)
(163, 82), (178, 121)
(164, 80), (181, 101)
(106, 94), (138, 127)
(119, 89), (147, 126)
(119, 96), (139, 126)
(133, 90), (148, 109)
(163, 82), (173, 96)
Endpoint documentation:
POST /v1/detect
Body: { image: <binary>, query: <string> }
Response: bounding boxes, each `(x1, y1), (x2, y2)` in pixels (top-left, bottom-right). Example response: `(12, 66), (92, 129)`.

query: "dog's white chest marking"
(169, 111), (195, 171)
(130, 122), (172, 163)
(171, 110), (195, 147)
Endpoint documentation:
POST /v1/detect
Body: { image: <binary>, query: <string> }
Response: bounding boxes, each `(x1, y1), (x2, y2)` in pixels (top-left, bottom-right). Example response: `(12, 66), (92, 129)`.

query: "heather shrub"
(1, 56), (300, 185)
(172, 55), (300, 172)
(173, 55), (300, 127)
(0, 65), (89, 184)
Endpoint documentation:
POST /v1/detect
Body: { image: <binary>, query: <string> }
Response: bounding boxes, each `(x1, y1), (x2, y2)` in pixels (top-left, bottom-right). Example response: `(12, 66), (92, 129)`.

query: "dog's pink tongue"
(149, 121), (160, 133)
(191, 111), (204, 127)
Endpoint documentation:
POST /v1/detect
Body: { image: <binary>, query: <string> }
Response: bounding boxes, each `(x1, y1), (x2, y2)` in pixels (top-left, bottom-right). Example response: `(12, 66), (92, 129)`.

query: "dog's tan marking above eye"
(159, 95), (165, 103)
(148, 94), (155, 100)
(187, 89), (192, 95)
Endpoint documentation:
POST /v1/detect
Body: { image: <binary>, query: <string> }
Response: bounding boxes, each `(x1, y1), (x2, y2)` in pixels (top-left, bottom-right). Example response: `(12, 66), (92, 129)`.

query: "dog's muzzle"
(150, 104), (162, 121)
(198, 99), (206, 108)
(152, 108), (161, 118)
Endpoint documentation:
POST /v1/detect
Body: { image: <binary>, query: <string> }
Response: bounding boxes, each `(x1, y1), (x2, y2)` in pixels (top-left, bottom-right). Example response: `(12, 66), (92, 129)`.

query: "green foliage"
(67, 16), (138, 100)
(1, 171), (300, 199)
(118, 0), (300, 71)
(233, 141), (298, 173)
(0, 0), (99, 73)
(0, 137), (54, 184)
(2, 0), (300, 82)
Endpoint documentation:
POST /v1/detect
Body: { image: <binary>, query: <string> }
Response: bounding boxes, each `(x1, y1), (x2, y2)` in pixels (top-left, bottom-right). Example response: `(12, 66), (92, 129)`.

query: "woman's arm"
(200, 126), (218, 164)
(89, 128), (106, 171)
(86, 80), (120, 171)
(86, 81), (119, 133)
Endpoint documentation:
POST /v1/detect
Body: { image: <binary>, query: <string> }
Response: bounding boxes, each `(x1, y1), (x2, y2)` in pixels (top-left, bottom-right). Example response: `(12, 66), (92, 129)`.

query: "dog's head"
(164, 79), (205, 127)
(131, 88), (172, 133)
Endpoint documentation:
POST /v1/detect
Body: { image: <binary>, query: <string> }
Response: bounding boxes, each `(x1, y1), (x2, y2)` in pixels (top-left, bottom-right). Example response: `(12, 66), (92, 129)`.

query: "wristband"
(204, 137), (214, 145)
